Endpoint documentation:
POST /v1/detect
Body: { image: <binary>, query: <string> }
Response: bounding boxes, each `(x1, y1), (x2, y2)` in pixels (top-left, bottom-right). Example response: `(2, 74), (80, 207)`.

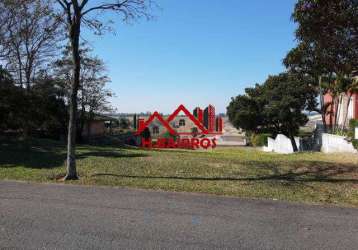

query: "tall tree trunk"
(321, 112), (327, 133)
(341, 93), (353, 130)
(65, 18), (81, 180)
(334, 94), (342, 132)
(319, 92), (327, 132)
(329, 98), (334, 131)
(78, 94), (86, 143)
(318, 77), (327, 132)
(87, 110), (94, 141)
(23, 65), (32, 139)
(289, 133), (298, 152)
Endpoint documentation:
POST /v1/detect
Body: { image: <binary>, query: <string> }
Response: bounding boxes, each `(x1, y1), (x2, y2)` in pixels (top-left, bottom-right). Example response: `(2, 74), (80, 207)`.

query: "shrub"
(348, 119), (358, 150)
(141, 127), (151, 140)
(119, 118), (130, 129)
(334, 129), (348, 137)
(298, 129), (314, 138)
(352, 140), (358, 150)
(162, 131), (177, 140)
(251, 133), (271, 147)
(348, 119), (358, 137)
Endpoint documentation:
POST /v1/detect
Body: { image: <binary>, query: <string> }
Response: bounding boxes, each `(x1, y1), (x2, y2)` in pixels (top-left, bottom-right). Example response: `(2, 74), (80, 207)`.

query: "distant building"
(323, 73), (358, 128)
(82, 114), (117, 138)
(324, 92), (358, 128)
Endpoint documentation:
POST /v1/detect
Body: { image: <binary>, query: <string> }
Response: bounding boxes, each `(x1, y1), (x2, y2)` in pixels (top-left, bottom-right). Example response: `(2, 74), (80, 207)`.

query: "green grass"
(1, 138), (358, 207)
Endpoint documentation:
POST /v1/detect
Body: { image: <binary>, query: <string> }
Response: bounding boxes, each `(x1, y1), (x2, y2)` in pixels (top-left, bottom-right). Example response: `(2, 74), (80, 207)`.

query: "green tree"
(285, 0), (358, 131)
(227, 73), (318, 152)
(54, 45), (114, 141)
(0, 67), (23, 130)
(0, 0), (61, 90)
(262, 73), (317, 151)
(284, 43), (331, 131)
(119, 118), (130, 130)
(31, 75), (68, 139)
(293, 0), (358, 74)
(55, 0), (154, 180)
(0, 0), (62, 137)
(0, 66), (67, 137)
(227, 84), (265, 133)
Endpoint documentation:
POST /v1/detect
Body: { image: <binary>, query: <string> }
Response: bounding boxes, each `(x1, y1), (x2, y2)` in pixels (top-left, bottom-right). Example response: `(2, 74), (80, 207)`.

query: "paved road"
(1, 181), (358, 249)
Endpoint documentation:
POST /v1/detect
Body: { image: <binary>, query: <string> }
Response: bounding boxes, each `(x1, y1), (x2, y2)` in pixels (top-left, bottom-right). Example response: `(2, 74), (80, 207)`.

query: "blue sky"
(84, 0), (297, 114)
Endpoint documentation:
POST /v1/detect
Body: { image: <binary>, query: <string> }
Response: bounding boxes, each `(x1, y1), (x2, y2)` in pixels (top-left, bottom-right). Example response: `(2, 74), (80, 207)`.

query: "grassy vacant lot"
(1, 138), (358, 207)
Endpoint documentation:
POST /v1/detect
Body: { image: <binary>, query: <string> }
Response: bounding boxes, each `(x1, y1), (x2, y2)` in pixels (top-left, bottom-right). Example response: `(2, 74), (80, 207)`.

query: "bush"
(348, 119), (358, 150)
(119, 118), (130, 129)
(298, 129), (314, 138)
(162, 131), (177, 140)
(250, 133), (271, 147)
(141, 127), (151, 140)
(352, 140), (358, 150)
(348, 119), (358, 137)
(332, 129), (348, 137)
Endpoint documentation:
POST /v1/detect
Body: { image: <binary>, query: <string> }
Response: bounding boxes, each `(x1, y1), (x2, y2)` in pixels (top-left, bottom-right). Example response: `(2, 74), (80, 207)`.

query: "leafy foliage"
(119, 118), (130, 129)
(227, 84), (265, 133)
(0, 67), (67, 138)
(54, 44), (114, 141)
(141, 127), (151, 140)
(0, 67), (23, 130)
(293, 0), (358, 76)
(348, 119), (358, 149)
(227, 73), (318, 151)
(250, 133), (271, 147)
(284, 0), (358, 131)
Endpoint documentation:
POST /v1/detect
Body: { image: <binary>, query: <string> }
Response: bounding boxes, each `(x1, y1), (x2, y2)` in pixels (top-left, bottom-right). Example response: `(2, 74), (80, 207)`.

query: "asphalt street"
(1, 181), (358, 249)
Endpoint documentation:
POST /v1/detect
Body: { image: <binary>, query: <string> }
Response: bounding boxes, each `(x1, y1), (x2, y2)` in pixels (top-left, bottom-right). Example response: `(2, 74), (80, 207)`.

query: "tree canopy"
(293, 0), (358, 76)
(227, 73), (317, 151)
(283, 0), (358, 131)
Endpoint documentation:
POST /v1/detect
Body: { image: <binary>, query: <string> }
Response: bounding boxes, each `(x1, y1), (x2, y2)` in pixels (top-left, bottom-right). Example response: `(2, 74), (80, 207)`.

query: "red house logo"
(135, 104), (223, 149)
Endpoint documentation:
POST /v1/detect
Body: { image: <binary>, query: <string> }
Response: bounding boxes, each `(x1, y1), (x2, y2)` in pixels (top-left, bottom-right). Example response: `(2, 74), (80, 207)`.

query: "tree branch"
(79, 0), (89, 10)
(56, 0), (73, 26)
(81, 0), (129, 16)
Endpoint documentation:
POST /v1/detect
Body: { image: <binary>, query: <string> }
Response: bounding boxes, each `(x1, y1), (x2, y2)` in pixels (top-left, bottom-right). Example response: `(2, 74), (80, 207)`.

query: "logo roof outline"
(166, 104), (208, 135)
(135, 111), (177, 135)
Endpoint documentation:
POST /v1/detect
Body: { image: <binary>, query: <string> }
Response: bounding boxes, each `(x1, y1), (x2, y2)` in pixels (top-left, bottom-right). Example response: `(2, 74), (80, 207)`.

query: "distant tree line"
(228, 0), (358, 151)
(0, 66), (68, 139)
(0, 1), (113, 141)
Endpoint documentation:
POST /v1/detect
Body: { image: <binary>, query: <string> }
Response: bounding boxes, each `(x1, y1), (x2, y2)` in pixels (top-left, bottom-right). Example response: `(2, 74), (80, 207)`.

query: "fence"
(321, 133), (357, 153)
(263, 134), (301, 154)
(263, 132), (357, 154)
